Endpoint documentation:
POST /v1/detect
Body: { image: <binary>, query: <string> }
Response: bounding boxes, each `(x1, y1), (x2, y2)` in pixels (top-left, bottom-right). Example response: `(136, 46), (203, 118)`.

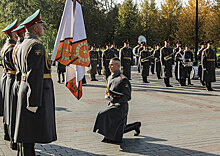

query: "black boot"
(200, 80), (205, 86)
(206, 82), (214, 91)
(23, 143), (35, 156)
(4, 124), (10, 141)
(143, 77), (150, 83)
(188, 78), (193, 85)
(164, 78), (172, 87)
(57, 74), (61, 83)
(10, 142), (18, 150)
(124, 122), (141, 136)
(62, 73), (65, 82)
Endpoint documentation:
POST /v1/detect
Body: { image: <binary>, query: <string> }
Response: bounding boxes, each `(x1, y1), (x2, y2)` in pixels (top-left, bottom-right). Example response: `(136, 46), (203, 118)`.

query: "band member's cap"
(124, 40), (129, 44)
(200, 41), (206, 45)
(164, 39), (170, 42)
(21, 9), (45, 28)
(12, 25), (26, 34)
(1, 19), (18, 34)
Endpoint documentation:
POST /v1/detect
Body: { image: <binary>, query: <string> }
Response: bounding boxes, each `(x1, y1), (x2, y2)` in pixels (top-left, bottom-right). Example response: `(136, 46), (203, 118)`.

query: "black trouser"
(180, 79), (186, 86)
(151, 63), (155, 74)
(58, 72), (65, 82)
(142, 76), (148, 83)
(164, 78), (170, 86)
(206, 82), (212, 90)
(17, 143), (35, 156)
(82, 76), (87, 84)
(124, 122), (141, 134)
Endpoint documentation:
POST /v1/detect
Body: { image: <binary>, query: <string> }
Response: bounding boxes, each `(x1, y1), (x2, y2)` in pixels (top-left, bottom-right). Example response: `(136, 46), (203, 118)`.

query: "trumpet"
(141, 54), (154, 62)
(164, 52), (175, 61)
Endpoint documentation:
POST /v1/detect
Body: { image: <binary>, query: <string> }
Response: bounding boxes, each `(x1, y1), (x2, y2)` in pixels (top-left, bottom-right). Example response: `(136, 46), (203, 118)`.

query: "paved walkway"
(0, 67), (220, 156)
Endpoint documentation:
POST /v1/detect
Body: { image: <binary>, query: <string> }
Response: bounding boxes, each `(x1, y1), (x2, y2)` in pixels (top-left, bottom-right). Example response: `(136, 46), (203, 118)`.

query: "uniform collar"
(111, 70), (121, 78)
(24, 32), (40, 41)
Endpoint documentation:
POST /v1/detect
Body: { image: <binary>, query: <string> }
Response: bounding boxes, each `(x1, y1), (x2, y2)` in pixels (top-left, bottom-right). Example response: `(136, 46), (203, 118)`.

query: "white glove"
(26, 106), (38, 113)
(105, 95), (113, 101)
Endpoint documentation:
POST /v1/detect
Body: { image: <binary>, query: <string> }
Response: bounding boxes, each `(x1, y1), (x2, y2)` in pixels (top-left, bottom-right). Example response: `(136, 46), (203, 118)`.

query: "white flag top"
(52, 0), (90, 100)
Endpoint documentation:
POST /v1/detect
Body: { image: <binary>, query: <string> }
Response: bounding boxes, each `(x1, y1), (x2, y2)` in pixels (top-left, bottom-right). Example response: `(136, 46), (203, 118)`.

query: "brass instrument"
(164, 52), (175, 61)
(141, 54), (154, 63)
(138, 35), (146, 44)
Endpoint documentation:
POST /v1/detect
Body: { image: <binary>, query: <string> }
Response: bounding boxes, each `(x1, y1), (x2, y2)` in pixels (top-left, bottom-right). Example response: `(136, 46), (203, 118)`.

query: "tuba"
(138, 35), (146, 44)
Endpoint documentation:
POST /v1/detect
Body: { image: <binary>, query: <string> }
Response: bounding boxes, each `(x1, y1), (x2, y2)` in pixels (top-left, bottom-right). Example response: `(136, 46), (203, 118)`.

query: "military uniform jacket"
(2, 39), (16, 126)
(89, 50), (99, 75)
(160, 46), (174, 78)
(0, 39), (16, 117)
(154, 48), (161, 71)
(175, 51), (186, 80)
(201, 48), (217, 82)
(197, 48), (205, 78)
(119, 47), (133, 66)
(93, 70), (131, 142)
(140, 50), (150, 77)
(112, 48), (119, 58)
(103, 49), (115, 67)
(10, 37), (24, 140)
(97, 50), (102, 68)
(14, 32), (57, 143)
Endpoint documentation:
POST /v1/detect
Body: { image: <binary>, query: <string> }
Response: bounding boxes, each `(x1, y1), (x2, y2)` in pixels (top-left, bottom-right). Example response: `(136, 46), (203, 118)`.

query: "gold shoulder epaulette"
(32, 39), (41, 43)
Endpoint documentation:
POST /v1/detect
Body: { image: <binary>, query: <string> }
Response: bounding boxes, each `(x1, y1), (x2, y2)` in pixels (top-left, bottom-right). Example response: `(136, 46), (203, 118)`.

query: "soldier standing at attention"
(103, 43), (115, 80)
(154, 43), (162, 79)
(57, 62), (66, 83)
(201, 40), (217, 91)
(97, 46), (103, 75)
(9, 24), (26, 150)
(140, 43), (151, 83)
(160, 39), (174, 87)
(1, 19), (18, 149)
(89, 44), (99, 81)
(14, 10), (57, 155)
(175, 45), (186, 86)
(111, 42), (119, 58)
(93, 57), (141, 144)
(137, 42), (145, 73)
(184, 45), (194, 85)
(119, 40), (133, 80)
(197, 41), (206, 86)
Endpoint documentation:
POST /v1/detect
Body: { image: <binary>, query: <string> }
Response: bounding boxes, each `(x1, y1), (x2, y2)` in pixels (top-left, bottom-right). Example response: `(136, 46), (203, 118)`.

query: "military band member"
(1, 19), (18, 147)
(175, 45), (187, 86)
(137, 42), (145, 73)
(160, 39), (174, 87)
(133, 43), (140, 65)
(111, 42), (119, 58)
(14, 10), (57, 155)
(174, 41), (182, 81)
(150, 47), (155, 74)
(93, 58), (141, 144)
(140, 44), (151, 83)
(119, 40), (133, 80)
(197, 41), (206, 86)
(89, 44), (99, 81)
(201, 40), (217, 91)
(184, 45), (194, 85)
(154, 43), (162, 79)
(97, 46), (103, 75)
(103, 43), (115, 80)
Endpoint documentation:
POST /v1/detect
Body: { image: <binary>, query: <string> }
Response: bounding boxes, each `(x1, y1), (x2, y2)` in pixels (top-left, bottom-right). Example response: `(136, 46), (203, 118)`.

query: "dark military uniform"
(89, 49), (99, 81)
(201, 47), (217, 91)
(14, 32), (57, 144)
(175, 50), (186, 86)
(119, 47), (133, 80)
(112, 48), (119, 58)
(97, 49), (102, 75)
(160, 46), (174, 87)
(140, 49), (150, 83)
(93, 70), (140, 142)
(103, 49), (115, 79)
(154, 48), (162, 79)
(57, 62), (66, 83)
(0, 38), (16, 141)
(184, 50), (194, 85)
(197, 47), (205, 85)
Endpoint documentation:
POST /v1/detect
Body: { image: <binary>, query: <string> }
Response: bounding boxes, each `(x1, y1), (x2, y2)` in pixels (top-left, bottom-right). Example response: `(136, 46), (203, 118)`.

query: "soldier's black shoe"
(57, 80), (61, 83)
(4, 134), (10, 141)
(188, 83), (193, 86)
(134, 122), (141, 136)
(101, 138), (122, 144)
(158, 77), (162, 79)
(62, 80), (65, 82)
(207, 88), (214, 91)
(166, 84), (173, 87)
(10, 142), (18, 150)
(143, 80), (150, 83)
